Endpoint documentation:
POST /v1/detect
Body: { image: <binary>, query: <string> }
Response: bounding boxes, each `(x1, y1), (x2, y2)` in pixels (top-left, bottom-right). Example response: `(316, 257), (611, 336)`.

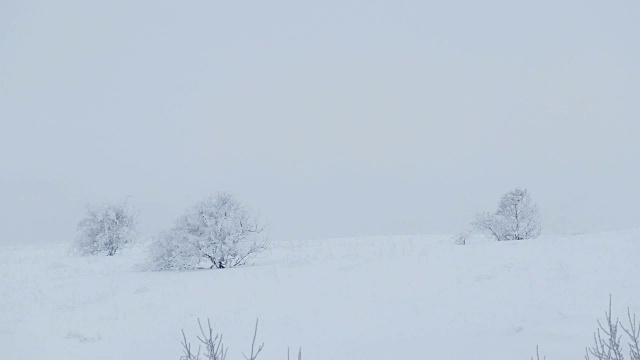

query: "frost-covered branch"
(180, 318), (300, 360)
(622, 308), (640, 360)
(242, 319), (264, 360)
(586, 297), (624, 360)
(181, 319), (228, 360)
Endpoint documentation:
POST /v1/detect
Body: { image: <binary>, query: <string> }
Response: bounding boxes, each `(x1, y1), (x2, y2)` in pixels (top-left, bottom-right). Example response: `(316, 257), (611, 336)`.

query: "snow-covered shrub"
(473, 188), (541, 241)
(71, 200), (137, 256)
(150, 193), (268, 271)
(148, 229), (200, 271)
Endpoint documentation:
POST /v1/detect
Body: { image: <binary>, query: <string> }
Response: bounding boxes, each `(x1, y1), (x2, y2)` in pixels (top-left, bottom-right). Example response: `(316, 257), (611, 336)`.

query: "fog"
(1, 0), (638, 244)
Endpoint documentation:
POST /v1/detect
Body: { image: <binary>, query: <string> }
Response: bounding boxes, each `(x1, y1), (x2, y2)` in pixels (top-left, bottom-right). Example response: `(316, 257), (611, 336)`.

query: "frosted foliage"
(72, 201), (137, 256)
(473, 188), (541, 241)
(149, 193), (267, 270)
(148, 230), (200, 271)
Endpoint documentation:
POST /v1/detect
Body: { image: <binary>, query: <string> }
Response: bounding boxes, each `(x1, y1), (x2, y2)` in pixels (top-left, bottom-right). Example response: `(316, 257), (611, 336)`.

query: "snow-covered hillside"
(1, 231), (638, 359)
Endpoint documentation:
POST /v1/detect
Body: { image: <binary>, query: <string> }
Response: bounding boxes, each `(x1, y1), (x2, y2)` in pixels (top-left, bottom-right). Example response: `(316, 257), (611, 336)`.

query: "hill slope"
(1, 231), (638, 359)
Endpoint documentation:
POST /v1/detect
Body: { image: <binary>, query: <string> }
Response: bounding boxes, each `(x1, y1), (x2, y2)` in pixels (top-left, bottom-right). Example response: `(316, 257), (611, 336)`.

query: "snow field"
(0, 231), (638, 359)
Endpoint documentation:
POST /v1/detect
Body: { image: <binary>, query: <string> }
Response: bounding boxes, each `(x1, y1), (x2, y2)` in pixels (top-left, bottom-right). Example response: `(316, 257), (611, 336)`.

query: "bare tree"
(473, 188), (541, 241)
(71, 199), (137, 256)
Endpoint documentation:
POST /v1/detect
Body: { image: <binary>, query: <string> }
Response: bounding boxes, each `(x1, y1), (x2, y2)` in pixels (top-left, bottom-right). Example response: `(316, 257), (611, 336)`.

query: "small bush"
(71, 199), (138, 256)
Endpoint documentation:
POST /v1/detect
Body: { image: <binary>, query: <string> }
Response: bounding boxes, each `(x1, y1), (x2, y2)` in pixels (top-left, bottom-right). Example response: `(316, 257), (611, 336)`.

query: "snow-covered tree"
(149, 193), (268, 270)
(72, 200), (138, 256)
(473, 188), (541, 241)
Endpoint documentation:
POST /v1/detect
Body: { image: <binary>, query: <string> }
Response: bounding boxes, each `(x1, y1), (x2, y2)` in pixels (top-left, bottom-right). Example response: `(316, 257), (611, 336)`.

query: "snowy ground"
(1, 230), (638, 360)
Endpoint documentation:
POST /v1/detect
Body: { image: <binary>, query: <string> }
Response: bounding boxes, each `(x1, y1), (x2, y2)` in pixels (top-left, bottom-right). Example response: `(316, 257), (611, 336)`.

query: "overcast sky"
(1, 0), (639, 244)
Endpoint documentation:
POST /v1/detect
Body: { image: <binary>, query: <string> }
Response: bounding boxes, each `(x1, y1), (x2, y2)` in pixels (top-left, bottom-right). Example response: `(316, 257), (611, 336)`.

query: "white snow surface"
(1, 230), (639, 359)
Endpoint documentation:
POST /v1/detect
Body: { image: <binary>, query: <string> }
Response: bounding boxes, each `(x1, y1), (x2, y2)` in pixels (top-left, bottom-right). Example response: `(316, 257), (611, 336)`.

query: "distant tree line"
(71, 187), (543, 266)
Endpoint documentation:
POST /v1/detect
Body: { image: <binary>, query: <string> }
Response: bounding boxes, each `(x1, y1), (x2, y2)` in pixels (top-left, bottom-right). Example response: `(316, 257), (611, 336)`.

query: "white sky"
(1, 0), (639, 244)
